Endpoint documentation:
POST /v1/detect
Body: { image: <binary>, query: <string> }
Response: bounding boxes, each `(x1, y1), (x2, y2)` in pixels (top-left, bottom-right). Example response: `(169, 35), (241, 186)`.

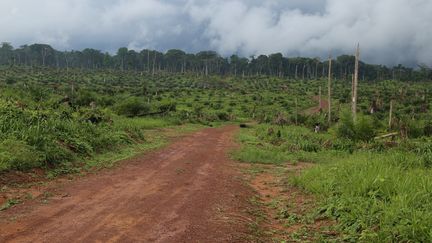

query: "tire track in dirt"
(0, 125), (255, 243)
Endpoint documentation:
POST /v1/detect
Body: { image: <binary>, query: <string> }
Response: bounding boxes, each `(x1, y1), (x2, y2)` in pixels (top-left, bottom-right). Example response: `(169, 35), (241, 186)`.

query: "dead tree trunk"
(295, 97), (298, 125)
(389, 99), (394, 130)
(352, 44), (360, 121)
(147, 51), (150, 73)
(152, 52), (156, 76)
(302, 64), (306, 80)
(328, 54), (332, 124)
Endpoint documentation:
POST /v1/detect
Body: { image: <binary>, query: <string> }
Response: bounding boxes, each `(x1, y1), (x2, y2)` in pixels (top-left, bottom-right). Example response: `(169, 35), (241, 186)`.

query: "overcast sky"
(0, 0), (431, 66)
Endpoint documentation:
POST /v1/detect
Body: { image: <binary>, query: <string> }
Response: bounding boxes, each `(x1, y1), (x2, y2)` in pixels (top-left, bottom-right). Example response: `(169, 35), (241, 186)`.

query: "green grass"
(235, 124), (432, 242)
(46, 123), (203, 178)
(292, 151), (432, 242)
(0, 198), (21, 211)
(233, 124), (350, 165)
(113, 117), (178, 131)
(232, 146), (292, 164)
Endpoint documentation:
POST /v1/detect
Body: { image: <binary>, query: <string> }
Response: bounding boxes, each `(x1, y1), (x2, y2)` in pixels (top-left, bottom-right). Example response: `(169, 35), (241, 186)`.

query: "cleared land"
(0, 126), (259, 242)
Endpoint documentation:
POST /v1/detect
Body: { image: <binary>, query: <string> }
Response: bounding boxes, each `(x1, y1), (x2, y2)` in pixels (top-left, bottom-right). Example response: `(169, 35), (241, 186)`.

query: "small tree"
(336, 109), (355, 139)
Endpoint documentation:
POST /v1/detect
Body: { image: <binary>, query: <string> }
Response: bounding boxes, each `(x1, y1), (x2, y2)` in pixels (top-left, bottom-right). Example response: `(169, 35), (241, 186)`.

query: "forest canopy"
(1, 42), (431, 82)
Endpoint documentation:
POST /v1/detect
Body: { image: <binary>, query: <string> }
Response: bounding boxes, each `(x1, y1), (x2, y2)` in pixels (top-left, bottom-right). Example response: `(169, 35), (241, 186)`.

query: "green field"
(1, 63), (432, 241)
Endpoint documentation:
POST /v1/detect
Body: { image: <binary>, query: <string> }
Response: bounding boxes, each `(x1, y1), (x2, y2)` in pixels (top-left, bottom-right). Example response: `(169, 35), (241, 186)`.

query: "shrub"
(355, 115), (376, 141)
(336, 111), (376, 142)
(216, 111), (230, 121)
(407, 119), (424, 138)
(424, 121), (432, 136)
(115, 97), (150, 117)
(74, 90), (98, 107)
(158, 101), (176, 113)
(0, 138), (44, 171)
(336, 110), (355, 139)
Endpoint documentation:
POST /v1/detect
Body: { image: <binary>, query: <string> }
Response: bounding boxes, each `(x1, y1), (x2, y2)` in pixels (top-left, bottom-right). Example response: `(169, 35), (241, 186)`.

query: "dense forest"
(1, 42), (431, 81)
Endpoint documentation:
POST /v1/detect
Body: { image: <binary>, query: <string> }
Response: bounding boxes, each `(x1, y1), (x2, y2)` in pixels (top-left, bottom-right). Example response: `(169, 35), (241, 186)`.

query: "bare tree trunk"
(71, 76), (75, 107)
(295, 64), (298, 79)
(65, 53), (69, 74)
(147, 51), (150, 73)
(295, 97), (298, 125)
(328, 54), (332, 124)
(302, 64), (305, 80)
(322, 64), (326, 78)
(152, 52), (156, 76)
(389, 99), (393, 130)
(182, 58), (186, 73)
(42, 48), (47, 66)
(352, 43), (360, 121)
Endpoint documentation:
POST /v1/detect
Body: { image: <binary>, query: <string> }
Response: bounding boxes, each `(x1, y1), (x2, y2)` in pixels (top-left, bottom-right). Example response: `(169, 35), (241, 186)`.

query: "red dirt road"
(0, 126), (255, 243)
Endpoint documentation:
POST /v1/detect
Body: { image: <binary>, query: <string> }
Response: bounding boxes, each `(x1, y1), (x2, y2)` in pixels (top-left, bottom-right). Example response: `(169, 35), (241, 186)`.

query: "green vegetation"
(1, 42), (431, 81)
(0, 198), (21, 211)
(0, 92), (178, 172)
(236, 123), (432, 242)
(1, 51), (432, 241)
(295, 152), (432, 242)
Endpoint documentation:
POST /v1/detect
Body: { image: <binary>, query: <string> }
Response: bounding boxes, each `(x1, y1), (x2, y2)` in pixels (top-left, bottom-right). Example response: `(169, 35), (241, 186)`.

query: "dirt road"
(0, 126), (255, 243)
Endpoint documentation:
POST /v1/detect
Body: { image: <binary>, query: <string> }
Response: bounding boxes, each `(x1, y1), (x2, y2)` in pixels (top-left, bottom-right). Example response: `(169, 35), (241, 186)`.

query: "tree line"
(0, 42), (431, 81)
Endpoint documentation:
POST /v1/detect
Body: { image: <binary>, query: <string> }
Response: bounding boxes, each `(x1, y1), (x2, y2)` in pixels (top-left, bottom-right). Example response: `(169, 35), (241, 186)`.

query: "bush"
(336, 110), (376, 142)
(336, 110), (355, 139)
(407, 119), (424, 138)
(424, 121), (432, 136)
(115, 97), (150, 117)
(355, 115), (376, 141)
(74, 90), (98, 107)
(158, 101), (176, 113)
(216, 111), (230, 121)
(0, 139), (44, 171)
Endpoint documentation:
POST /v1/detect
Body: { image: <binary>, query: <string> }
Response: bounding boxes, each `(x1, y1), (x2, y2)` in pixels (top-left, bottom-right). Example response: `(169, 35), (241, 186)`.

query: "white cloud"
(186, 0), (432, 66)
(0, 0), (431, 66)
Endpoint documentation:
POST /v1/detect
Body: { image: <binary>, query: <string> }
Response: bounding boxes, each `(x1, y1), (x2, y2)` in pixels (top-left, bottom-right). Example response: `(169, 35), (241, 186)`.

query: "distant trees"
(0, 42), (430, 81)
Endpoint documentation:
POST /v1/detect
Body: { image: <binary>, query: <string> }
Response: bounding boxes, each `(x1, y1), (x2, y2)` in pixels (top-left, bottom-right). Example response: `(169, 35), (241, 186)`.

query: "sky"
(0, 0), (431, 67)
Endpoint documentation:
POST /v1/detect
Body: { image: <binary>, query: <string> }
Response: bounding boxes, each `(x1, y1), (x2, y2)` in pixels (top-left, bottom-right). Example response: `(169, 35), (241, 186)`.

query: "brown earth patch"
(242, 162), (339, 242)
(304, 96), (329, 115)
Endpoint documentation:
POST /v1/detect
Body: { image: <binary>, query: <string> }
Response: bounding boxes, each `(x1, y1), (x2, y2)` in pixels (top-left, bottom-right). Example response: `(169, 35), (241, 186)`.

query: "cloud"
(0, 0), (431, 66)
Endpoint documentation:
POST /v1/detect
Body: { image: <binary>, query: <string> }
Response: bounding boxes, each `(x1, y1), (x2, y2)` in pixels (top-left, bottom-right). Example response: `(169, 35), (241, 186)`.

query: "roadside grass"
(292, 151), (432, 242)
(0, 199), (21, 211)
(234, 124), (432, 242)
(0, 122), (205, 212)
(239, 162), (340, 242)
(48, 122), (204, 177)
(232, 124), (350, 165)
(113, 117), (179, 132)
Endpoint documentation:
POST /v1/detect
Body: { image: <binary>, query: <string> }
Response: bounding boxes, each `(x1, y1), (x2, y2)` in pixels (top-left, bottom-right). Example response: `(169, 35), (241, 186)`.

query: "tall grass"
(293, 151), (432, 242)
(0, 99), (177, 171)
(235, 124), (432, 241)
(233, 124), (350, 164)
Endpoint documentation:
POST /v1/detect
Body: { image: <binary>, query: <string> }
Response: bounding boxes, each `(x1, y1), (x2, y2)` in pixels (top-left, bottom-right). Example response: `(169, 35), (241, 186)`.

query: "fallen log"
(374, 132), (399, 140)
